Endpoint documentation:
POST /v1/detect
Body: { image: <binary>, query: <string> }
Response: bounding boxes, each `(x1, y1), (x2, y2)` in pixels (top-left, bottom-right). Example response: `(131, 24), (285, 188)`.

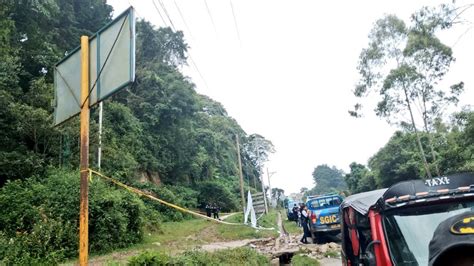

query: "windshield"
(383, 200), (474, 266)
(308, 196), (342, 210)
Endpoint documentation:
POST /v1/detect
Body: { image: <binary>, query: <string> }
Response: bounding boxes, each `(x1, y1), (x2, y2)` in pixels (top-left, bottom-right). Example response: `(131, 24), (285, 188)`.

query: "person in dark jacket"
(205, 203), (212, 217)
(300, 205), (310, 244)
(212, 203), (220, 219)
(292, 204), (299, 225)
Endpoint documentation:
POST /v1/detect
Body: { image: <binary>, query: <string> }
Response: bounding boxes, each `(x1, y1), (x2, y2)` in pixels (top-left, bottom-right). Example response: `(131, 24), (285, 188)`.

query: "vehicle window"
(308, 197), (341, 209)
(383, 201), (474, 266)
(309, 200), (320, 209)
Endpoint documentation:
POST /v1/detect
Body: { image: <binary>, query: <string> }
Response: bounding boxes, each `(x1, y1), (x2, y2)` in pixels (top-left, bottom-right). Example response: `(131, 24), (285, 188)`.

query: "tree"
(345, 162), (377, 194)
(351, 4), (465, 179)
(368, 131), (423, 188)
(300, 187), (309, 194)
(243, 133), (275, 188)
(310, 164), (346, 194)
(271, 188), (285, 203)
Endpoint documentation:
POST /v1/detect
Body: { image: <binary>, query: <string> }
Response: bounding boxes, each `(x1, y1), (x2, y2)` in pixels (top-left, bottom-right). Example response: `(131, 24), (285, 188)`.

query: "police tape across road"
(85, 168), (276, 230)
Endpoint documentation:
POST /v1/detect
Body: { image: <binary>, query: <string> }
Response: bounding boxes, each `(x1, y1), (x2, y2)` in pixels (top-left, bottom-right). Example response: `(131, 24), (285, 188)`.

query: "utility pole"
(267, 168), (272, 208)
(266, 168), (276, 208)
(97, 101), (103, 170)
(261, 175), (268, 213)
(253, 144), (258, 189)
(236, 135), (246, 217)
(79, 36), (90, 266)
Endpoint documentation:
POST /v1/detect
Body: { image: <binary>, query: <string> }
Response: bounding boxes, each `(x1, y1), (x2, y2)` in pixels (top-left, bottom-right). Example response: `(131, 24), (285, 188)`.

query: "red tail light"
(311, 212), (317, 223)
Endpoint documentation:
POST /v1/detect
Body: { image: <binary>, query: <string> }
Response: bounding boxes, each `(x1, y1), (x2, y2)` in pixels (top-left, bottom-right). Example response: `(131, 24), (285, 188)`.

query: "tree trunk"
(424, 122), (441, 177)
(421, 97), (441, 177)
(403, 87), (432, 179)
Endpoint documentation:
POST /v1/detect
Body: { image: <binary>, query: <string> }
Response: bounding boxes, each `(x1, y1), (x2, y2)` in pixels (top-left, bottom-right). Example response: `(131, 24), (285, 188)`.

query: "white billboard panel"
(54, 7), (135, 125)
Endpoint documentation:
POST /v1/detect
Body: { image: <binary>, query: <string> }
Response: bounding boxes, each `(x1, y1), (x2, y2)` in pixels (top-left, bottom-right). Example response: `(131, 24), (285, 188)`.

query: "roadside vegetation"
(305, 3), (474, 196)
(128, 247), (268, 266)
(282, 216), (303, 236)
(1, 0), (473, 264)
(291, 254), (320, 266)
(0, 1), (274, 264)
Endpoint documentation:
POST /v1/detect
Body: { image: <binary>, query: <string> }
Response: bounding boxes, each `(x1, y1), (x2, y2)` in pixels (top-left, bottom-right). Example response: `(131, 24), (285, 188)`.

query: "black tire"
(310, 231), (317, 243)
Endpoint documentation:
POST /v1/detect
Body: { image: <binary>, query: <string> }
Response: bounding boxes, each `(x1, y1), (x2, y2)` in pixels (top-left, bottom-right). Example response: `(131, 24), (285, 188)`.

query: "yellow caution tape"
(87, 168), (246, 226)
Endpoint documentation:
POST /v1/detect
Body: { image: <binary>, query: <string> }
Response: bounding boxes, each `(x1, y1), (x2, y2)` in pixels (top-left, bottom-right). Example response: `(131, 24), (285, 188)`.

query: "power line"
(174, 0), (194, 40)
(188, 54), (210, 90)
(148, 0), (210, 91)
(152, 0), (168, 26)
(158, 0), (177, 31)
(229, 0), (242, 46)
(204, 0), (218, 37)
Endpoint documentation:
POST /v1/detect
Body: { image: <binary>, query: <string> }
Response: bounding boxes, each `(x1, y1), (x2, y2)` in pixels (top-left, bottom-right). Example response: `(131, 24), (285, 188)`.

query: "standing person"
(297, 206), (302, 227)
(212, 203), (220, 220)
(205, 203), (212, 217)
(292, 204), (299, 224)
(299, 203), (305, 227)
(300, 205), (310, 244)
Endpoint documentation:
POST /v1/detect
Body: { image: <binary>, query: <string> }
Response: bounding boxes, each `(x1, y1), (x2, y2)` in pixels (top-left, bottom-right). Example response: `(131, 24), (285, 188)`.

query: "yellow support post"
(79, 35), (90, 266)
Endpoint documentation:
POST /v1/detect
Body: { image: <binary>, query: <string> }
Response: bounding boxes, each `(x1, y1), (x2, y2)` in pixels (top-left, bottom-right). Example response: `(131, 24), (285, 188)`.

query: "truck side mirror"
(362, 240), (380, 266)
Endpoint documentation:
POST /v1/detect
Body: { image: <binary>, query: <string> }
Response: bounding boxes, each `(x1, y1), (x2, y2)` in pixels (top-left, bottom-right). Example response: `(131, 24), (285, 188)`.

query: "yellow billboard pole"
(79, 35), (90, 266)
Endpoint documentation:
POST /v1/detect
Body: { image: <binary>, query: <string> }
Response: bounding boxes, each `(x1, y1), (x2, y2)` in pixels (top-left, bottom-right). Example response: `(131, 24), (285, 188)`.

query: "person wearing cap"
(428, 210), (474, 266)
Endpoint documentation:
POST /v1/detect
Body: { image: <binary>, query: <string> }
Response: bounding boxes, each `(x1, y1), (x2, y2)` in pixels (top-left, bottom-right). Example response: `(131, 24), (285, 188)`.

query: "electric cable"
(230, 0), (242, 45)
(152, 0), (168, 26)
(204, 0), (218, 36)
(174, 0), (194, 40)
(158, 0), (177, 31)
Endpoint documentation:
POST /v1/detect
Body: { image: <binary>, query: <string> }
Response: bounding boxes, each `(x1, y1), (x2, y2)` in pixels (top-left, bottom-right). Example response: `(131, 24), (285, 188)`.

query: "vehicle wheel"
(311, 231), (317, 243)
(315, 233), (326, 244)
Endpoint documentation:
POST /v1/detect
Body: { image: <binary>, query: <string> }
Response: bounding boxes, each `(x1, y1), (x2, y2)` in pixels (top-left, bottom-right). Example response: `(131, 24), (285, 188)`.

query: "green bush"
(0, 168), (146, 264)
(133, 183), (194, 222)
(128, 247), (269, 265)
(128, 251), (171, 266)
(197, 181), (239, 212)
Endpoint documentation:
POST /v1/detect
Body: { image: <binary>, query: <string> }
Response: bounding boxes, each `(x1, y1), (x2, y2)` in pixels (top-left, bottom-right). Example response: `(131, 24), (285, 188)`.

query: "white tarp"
(244, 191), (257, 228)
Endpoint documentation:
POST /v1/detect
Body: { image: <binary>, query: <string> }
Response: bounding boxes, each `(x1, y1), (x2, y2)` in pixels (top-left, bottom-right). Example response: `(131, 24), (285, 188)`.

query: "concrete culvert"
(278, 252), (294, 265)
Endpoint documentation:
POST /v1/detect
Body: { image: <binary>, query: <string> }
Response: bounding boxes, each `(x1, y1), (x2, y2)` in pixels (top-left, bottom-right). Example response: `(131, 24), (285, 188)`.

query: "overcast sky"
(108, 0), (474, 194)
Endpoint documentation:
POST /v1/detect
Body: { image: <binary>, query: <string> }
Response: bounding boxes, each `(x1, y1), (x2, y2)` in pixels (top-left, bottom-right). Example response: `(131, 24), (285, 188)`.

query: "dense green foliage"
(0, 169), (144, 264)
(345, 111), (474, 193)
(350, 4), (465, 178)
(343, 4), (473, 194)
(0, 0), (272, 263)
(306, 164), (347, 195)
(128, 247), (269, 266)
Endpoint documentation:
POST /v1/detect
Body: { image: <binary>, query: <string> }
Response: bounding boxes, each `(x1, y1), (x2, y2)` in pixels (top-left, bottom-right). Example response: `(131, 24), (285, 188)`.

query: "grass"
(219, 210), (279, 239)
(128, 247), (269, 266)
(324, 250), (341, 258)
(80, 211), (279, 265)
(280, 210), (303, 235)
(291, 254), (320, 266)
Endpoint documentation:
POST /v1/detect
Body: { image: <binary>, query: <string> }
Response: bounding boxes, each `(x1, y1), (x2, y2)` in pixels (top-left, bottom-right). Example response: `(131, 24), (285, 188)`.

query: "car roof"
(307, 194), (340, 200)
(341, 172), (474, 215)
(341, 189), (387, 215)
